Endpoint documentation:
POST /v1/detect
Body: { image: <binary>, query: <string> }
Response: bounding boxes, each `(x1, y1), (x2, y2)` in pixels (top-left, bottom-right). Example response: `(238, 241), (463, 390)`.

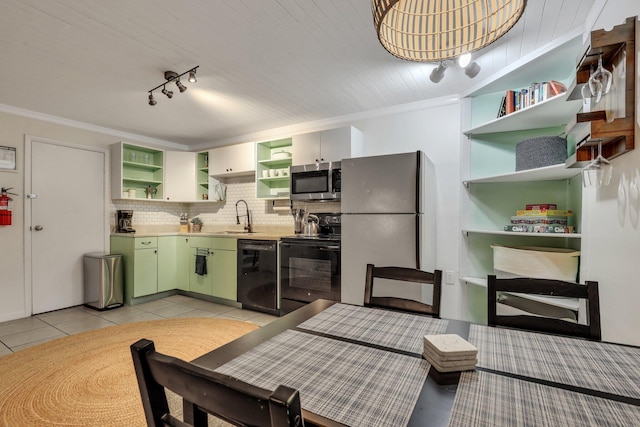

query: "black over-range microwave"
(289, 161), (341, 201)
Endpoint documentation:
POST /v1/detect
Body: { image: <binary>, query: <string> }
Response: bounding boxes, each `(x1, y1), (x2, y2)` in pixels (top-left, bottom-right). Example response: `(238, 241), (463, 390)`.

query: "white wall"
(583, 2), (640, 345)
(0, 112), (137, 321)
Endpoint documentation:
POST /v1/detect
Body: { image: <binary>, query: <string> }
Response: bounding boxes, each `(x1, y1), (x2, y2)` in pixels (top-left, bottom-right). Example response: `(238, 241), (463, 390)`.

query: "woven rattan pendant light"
(372, 0), (527, 62)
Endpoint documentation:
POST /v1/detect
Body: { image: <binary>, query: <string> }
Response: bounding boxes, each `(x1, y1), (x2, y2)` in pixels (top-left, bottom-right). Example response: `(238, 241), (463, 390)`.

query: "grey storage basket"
(515, 136), (567, 171)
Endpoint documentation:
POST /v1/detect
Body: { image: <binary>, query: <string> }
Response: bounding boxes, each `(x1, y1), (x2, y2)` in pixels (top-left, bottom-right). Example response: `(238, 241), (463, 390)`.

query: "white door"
(28, 139), (106, 314)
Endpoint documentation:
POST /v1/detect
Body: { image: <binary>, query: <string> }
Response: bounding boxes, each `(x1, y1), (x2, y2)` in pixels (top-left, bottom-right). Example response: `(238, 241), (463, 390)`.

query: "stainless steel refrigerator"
(340, 151), (436, 305)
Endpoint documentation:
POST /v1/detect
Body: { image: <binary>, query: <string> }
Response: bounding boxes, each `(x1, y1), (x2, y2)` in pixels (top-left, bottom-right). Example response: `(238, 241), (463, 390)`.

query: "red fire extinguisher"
(0, 187), (15, 226)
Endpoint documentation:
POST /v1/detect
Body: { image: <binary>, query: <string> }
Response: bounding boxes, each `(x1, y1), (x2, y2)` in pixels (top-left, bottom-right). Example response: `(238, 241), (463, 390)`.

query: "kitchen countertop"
(111, 225), (293, 241)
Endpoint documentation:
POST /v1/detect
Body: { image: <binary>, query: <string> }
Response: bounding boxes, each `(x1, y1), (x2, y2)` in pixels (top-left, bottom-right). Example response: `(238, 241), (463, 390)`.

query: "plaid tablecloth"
(469, 324), (640, 400)
(215, 329), (430, 427)
(297, 303), (448, 354)
(448, 371), (640, 427)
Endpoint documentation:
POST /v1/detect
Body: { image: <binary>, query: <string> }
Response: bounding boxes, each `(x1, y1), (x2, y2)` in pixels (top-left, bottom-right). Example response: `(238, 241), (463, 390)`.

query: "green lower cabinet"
(110, 236), (158, 304)
(211, 248), (237, 300)
(111, 235), (237, 303)
(190, 247), (213, 295)
(133, 248), (158, 297)
(157, 236), (177, 292)
(176, 237), (191, 291)
(188, 237), (237, 301)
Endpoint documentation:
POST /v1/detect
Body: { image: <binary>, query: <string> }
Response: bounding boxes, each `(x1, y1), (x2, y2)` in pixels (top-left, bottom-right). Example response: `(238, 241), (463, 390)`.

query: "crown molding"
(0, 103), (186, 150)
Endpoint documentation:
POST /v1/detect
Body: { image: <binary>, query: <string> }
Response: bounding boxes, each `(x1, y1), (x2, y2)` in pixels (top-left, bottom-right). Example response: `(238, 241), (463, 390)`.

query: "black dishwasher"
(237, 240), (279, 315)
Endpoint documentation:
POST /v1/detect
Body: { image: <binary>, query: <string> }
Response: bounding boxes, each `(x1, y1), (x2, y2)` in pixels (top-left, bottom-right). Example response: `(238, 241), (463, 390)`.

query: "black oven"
(289, 161), (341, 201)
(279, 213), (341, 314)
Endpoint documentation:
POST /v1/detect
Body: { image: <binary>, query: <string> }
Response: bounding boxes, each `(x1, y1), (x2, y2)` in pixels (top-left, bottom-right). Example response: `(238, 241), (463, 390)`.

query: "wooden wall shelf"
(575, 16), (637, 162)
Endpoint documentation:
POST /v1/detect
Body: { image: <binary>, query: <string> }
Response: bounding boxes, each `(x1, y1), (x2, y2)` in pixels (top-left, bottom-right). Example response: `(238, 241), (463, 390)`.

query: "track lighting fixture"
(429, 56), (481, 84)
(147, 66), (198, 106)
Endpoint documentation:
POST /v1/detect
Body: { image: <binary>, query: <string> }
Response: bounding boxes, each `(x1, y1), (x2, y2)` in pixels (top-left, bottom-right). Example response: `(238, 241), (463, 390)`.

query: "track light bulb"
(176, 80), (187, 93)
(458, 53), (472, 68)
(148, 93), (157, 106)
(188, 70), (197, 83)
(162, 86), (173, 98)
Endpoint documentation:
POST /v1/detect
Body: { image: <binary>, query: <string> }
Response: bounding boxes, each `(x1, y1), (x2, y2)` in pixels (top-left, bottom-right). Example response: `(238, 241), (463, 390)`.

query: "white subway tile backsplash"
(111, 176), (339, 228)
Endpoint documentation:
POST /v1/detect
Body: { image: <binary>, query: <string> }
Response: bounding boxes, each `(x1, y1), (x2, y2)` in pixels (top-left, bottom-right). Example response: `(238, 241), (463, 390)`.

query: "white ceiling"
(0, 0), (594, 148)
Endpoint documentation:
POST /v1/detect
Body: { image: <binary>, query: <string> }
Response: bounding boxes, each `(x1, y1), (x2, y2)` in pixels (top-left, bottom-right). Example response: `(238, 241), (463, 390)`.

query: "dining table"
(192, 299), (640, 427)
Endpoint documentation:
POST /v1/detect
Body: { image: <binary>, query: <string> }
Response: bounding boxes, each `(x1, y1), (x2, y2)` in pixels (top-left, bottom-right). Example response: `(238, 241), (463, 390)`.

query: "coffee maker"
(116, 210), (135, 233)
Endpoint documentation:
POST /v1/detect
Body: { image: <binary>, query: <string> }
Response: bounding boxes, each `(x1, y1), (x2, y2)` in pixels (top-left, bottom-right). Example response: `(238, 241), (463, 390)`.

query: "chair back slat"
(364, 264), (442, 317)
(131, 339), (304, 427)
(487, 275), (601, 340)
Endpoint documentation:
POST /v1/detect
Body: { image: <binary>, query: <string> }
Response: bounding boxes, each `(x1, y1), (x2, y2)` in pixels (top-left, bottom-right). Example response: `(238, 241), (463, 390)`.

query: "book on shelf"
(516, 209), (573, 216)
(549, 80), (568, 96)
(510, 216), (569, 225)
(505, 90), (515, 114)
(500, 80), (567, 116)
(497, 96), (507, 118)
(504, 224), (575, 234)
(525, 203), (557, 211)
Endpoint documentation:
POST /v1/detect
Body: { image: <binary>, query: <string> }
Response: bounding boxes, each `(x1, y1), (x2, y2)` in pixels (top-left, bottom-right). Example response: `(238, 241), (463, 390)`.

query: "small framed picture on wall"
(0, 146), (16, 171)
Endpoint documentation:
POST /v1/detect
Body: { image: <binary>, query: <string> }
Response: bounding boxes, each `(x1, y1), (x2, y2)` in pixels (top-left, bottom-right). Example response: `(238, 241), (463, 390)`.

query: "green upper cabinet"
(255, 138), (293, 199)
(208, 142), (255, 178)
(196, 152), (210, 201)
(111, 142), (164, 200)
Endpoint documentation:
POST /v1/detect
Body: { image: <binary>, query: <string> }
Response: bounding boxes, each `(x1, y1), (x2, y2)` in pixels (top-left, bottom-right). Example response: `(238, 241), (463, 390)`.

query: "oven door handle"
(318, 245), (340, 251)
(280, 242), (340, 251)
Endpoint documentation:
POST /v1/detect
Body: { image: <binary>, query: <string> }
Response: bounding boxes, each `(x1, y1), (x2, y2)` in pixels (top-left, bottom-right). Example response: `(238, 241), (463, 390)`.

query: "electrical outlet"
(445, 270), (456, 285)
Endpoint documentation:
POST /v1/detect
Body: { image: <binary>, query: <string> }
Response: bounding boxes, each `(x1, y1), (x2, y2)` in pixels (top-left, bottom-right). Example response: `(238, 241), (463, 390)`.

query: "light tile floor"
(0, 295), (278, 356)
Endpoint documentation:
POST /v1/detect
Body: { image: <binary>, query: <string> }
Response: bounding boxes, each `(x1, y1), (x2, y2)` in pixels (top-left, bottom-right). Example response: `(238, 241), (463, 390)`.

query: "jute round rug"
(0, 317), (258, 426)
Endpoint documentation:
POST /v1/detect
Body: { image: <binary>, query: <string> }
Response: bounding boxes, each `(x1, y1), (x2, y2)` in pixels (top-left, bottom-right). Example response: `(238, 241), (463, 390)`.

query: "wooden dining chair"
(487, 275), (601, 340)
(364, 264), (442, 317)
(131, 339), (304, 427)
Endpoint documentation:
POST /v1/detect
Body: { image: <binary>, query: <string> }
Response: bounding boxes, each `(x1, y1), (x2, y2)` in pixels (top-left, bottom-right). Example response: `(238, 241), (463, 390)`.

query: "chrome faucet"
(235, 199), (252, 233)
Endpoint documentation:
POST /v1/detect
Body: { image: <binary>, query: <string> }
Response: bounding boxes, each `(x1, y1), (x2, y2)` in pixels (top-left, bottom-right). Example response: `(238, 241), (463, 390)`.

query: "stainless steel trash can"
(83, 252), (124, 310)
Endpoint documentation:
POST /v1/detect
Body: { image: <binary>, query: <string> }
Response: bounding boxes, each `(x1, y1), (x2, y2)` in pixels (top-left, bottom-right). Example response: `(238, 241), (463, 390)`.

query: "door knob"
(34, 225), (44, 231)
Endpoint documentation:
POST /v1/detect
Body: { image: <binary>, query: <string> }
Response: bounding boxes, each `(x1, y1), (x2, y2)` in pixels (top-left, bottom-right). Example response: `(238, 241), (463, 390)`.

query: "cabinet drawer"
(135, 237), (157, 249)
(212, 237), (237, 251)
(189, 236), (212, 249)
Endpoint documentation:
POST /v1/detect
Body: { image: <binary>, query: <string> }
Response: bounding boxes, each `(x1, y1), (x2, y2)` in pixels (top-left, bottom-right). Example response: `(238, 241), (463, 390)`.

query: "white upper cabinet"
(292, 126), (359, 165)
(164, 151), (197, 202)
(208, 142), (255, 177)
